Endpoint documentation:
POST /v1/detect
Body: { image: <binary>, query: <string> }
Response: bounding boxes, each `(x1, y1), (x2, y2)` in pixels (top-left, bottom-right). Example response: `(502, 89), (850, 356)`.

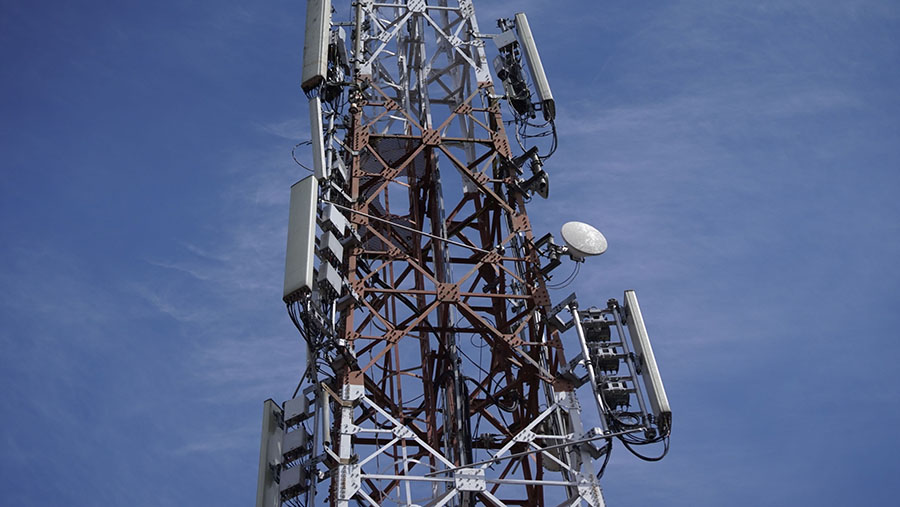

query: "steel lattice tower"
(257, 2), (671, 506)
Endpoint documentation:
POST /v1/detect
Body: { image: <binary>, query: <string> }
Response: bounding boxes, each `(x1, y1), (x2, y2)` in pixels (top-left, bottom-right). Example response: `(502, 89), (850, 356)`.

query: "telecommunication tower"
(256, 2), (671, 506)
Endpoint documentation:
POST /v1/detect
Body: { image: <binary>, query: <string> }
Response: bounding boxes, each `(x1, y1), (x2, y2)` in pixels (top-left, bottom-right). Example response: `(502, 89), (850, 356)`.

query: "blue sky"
(1, 0), (899, 505)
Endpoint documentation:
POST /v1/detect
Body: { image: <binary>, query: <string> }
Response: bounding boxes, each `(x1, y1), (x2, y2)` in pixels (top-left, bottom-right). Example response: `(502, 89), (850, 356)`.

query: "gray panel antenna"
(254, 400), (284, 507)
(623, 290), (672, 432)
(514, 12), (555, 121)
(309, 96), (327, 179)
(283, 176), (318, 300)
(301, 0), (331, 92)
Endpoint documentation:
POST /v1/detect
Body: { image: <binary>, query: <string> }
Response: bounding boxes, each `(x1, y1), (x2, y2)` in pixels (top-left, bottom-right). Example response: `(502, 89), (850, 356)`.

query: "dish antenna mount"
(535, 221), (607, 276)
(560, 221), (608, 260)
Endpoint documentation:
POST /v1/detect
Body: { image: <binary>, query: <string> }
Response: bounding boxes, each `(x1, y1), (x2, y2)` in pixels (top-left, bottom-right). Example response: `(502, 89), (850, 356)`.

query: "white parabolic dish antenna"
(560, 221), (608, 259)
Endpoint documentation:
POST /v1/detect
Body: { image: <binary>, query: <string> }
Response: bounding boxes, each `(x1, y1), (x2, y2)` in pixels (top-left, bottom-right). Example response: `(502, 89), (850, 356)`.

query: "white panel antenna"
(309, 96), (327, 180)
(301, 0), (332, 92)
(255, 400), (284, 507)
(623, 290), (671, 432)
(284, 176), (319, 300)
(514, 12), (555, 121)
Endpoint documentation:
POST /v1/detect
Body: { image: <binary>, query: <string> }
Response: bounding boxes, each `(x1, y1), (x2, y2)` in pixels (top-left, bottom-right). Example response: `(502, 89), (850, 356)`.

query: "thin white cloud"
(254, 117), (311, 141)
(172, 423), (259, 456)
